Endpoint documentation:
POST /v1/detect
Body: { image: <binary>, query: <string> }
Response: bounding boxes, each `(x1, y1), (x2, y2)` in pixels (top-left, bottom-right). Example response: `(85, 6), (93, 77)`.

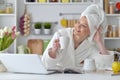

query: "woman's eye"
(81, 24), (87, 28)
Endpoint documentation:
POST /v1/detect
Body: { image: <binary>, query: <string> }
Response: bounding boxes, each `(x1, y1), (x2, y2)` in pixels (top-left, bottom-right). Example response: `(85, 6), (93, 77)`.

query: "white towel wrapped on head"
(80, 4), (108, 43)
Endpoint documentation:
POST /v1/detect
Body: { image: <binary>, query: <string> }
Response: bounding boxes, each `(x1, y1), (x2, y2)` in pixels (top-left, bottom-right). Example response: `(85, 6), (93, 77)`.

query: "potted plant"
(34, 22), (42, 34)
(43, 22), (51, 34)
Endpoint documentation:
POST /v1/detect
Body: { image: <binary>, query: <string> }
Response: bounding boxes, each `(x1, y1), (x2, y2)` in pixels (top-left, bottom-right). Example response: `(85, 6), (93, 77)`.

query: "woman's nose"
(78, 25), (82, 30)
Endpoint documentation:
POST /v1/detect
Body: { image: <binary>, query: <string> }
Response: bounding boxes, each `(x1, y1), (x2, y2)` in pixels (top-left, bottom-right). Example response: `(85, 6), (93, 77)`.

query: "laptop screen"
(0, 54), (53, 74)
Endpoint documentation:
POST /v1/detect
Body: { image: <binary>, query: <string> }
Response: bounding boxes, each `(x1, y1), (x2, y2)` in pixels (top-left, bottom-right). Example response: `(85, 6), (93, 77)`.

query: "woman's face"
(74, 16), (90, 39)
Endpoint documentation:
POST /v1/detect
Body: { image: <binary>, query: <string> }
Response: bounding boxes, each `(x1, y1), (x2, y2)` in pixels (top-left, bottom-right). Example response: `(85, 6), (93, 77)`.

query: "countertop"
(0, 71), (120, 80)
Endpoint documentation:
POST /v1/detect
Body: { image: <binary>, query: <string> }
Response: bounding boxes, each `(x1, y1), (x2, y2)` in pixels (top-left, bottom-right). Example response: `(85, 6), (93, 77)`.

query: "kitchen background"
(17, 0), (102, 54)
(0, 0), (120, 54)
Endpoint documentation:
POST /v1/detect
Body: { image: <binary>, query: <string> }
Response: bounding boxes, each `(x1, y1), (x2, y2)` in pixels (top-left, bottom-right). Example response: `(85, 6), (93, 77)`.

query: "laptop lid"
(0, 54), (55, 74)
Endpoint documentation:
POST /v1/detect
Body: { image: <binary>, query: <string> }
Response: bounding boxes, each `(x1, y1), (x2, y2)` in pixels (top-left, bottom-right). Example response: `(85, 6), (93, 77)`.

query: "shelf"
(0, 14), (15, 16)
(104, 37), (120, 40)
(28, 34), (53, 40)
(24, 2), (95, 5)
(106, 14), (120, 17)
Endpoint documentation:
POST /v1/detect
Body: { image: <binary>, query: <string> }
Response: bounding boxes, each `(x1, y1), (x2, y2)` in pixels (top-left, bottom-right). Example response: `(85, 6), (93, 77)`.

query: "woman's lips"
(77, 30), (80, 32)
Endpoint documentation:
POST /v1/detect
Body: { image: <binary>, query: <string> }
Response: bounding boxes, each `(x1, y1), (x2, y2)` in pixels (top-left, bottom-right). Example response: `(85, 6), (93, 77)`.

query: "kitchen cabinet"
(104, 14), (120, 51)
(103, 0), (120, 52)
(0, 0), (17, 53)
(24, 0), (95, 4)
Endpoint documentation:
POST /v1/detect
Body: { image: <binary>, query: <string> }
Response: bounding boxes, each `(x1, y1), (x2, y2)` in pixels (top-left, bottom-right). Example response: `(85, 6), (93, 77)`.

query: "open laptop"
(0, 54), (56, 75)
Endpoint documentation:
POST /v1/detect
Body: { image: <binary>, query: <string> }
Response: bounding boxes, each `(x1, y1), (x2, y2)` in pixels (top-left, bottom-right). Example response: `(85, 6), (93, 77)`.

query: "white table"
(0, 71), (120, 80)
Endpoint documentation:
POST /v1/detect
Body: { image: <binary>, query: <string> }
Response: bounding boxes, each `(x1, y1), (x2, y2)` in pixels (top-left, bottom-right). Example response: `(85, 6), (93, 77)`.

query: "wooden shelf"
(106, 14), (120, 17)
(104, 37), (120, 40)
(24, 2), (95, 5)
(28, 34), (53, 40)
(0, 14), (15, 16)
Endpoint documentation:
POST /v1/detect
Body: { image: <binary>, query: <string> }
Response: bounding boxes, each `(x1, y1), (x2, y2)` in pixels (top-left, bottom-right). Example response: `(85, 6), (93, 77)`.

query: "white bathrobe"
(42, 28), (114, 70)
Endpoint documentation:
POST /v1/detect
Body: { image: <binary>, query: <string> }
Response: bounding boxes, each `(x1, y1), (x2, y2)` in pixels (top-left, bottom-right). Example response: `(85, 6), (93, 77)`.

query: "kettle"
(17, 45), (30, 54)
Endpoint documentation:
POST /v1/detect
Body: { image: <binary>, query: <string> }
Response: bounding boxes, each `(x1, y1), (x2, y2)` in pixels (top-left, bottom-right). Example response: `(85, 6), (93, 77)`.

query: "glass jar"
(109, 1), (115, 14)
(38, 0), (47, 3)
(26, 0), (35, 2)
(112, 25), (117, 37)
(6, 3), (13, 14)
(118, 18), (120, 37)
(49, 0), (58, 2)
(61, 0), (70, 3)
(0, 4), (6, 13)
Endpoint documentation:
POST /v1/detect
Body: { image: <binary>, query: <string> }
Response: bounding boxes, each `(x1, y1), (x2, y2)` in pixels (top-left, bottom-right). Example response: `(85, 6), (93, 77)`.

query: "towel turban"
(80, 4), (108, 43)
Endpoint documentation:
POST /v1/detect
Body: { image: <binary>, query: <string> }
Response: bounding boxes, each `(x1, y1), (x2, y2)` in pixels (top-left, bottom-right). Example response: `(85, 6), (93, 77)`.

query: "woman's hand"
(93, 27), (108, 55)
(49, 39), (60, 58)
(93, 27), (103, 44)
(52, 39), (60, 53)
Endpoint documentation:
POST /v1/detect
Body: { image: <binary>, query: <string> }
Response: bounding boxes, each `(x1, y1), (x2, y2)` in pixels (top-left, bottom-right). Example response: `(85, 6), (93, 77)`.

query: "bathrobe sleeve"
(42, 29), (69, 69)
(41, 32), (62, 69)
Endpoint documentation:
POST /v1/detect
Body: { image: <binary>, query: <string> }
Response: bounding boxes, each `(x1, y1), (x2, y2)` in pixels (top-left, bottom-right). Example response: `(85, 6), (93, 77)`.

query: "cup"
(59, 36), (69, 50)
(83, 58), (96, 73)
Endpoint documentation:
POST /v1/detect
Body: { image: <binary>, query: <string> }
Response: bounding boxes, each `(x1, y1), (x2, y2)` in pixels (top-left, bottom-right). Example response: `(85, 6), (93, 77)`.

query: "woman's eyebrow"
(81, 22), (88, 26)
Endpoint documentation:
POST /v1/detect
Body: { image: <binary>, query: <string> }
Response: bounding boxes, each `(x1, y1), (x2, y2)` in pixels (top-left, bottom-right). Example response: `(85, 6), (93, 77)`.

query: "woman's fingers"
(93, 26), (103, 43)
(94, 26), (102, 31)
(96, 26), (103, 32)
(53, 39), (60, 49)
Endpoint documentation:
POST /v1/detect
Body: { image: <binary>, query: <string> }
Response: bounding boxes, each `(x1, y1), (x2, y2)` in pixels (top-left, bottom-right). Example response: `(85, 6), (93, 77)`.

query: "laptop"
(0, 54), (56, 75)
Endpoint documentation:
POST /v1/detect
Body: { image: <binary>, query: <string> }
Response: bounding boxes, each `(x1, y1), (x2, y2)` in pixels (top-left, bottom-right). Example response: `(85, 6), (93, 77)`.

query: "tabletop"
(0, 71), (120, 80)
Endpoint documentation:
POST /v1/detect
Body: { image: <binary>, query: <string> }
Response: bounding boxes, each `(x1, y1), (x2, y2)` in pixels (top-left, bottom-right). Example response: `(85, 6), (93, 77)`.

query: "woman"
(42, 4), (114, 70)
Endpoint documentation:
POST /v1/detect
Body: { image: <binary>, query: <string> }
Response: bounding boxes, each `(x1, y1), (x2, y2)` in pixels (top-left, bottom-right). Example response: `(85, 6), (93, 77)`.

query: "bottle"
(112, 54), (120, 74)
(118, 18), (120, 37)
(49, 0), (58, 2)
(0, 4), (6, 13)
(38, 0), (47, 3)
(112, 25), (117, 37)
(61, 0), (70, 3)
(6, 3), (13, 14)
(26, 0), (35, 2)
(109, 1), (115, 14)
(104, 0), (109, 14)
(106, 25), (113, 37)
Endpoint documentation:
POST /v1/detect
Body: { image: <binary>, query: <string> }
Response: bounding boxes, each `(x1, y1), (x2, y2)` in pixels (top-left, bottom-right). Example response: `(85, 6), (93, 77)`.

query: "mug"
(59, 36), (69, 50)
(83, 58), (96, 73)
(17, 45), (30, 54)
